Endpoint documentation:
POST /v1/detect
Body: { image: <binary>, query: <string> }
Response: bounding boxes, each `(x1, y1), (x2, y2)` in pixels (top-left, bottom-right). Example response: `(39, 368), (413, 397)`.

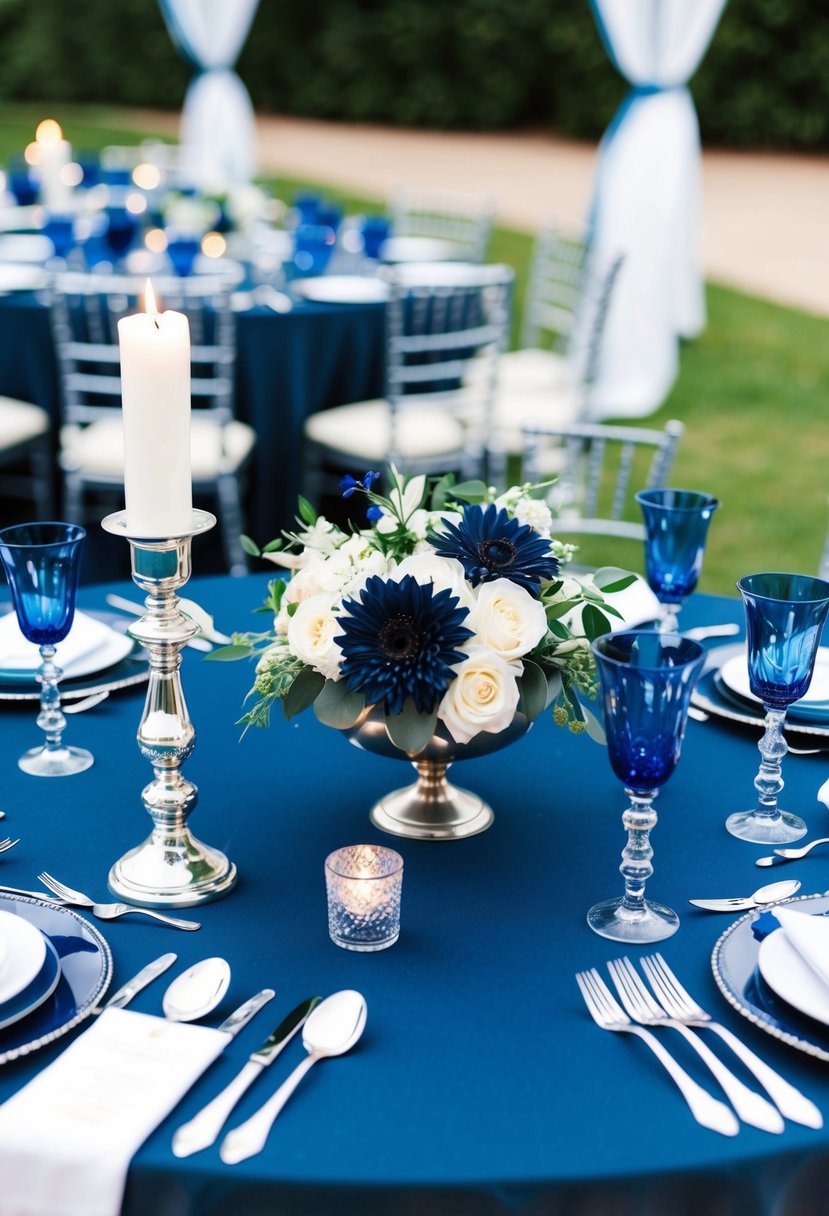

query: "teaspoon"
(756, 837), (829, 867)
(688, 878), (801, 912)
(162, 957), (231, 1022)
(220, 989), (367, 1164)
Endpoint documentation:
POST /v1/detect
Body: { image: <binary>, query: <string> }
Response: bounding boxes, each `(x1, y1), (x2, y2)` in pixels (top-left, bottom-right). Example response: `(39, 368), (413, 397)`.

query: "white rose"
(392, 554), (475, 611)
(286, 595), (343, 682)
(467, 579), (548, 660)
(438, 647), (522, 744)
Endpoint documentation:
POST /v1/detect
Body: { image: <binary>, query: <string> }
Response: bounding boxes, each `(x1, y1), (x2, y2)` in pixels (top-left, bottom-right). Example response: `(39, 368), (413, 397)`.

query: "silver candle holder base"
(101, 509), (236, 908)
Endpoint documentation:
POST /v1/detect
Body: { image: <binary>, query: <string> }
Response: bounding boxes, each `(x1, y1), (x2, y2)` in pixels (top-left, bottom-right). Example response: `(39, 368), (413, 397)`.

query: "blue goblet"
(726, 572), (829, 844)
(588, 631), (705, 943)
(636, 489), (720, 631)
(0, 522), (93, 777)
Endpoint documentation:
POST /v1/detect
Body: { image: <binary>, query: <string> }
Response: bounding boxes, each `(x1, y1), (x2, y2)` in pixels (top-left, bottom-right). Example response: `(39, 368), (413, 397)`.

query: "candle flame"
(35, 119), (63, 145)
(144, 279), (159, 322)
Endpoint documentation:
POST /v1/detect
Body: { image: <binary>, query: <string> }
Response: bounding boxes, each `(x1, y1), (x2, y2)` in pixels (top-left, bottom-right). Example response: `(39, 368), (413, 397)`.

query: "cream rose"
(392, 553), (476, 611)
(438, 647), (522, 744)
(286, 594), (343, 681)
(467, 579), (547, 660)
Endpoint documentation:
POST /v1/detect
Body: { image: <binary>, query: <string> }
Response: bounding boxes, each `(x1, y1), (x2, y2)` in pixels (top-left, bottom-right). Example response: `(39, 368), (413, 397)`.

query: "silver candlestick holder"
(101, 508), (236, 907)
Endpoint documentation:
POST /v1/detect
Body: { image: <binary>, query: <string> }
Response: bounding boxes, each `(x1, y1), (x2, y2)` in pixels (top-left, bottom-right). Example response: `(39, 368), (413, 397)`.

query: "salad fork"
(0, 838), (19, 855)
(37, 871), (200, 931)
(641, 953), (823, 1128)
(607, 958), (783, 1133)
(575, 968), (738, 1136)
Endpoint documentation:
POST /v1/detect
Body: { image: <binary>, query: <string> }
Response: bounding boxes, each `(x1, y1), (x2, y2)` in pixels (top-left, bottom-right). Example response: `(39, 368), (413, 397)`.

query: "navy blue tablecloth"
(0, 295), (385, 542)
(1, 578), (829, 1215)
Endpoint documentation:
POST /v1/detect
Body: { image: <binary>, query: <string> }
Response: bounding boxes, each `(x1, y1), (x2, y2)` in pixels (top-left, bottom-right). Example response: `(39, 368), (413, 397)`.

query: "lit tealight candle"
(325, 845), (403, 952)
(117, 281), (193, 537)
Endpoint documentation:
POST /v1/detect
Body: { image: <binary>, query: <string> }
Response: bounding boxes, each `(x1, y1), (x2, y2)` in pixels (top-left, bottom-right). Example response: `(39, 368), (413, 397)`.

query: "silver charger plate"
(0, 610), (149, 703)
(691, 643), (829, 745)
(712, 891), (829, 1062)
(0, 893), (112, 1065)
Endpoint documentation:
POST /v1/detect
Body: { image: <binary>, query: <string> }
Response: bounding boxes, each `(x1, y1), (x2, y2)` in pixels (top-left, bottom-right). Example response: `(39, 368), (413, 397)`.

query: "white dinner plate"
(380, 236), (459, 263)
(291, 275), (389, 304)
(0, 263), (49, 292)
(720, 648), (829, 707)
(0, 611), (134, 685)
(0, 911), (47, 1005)
(0, 234), (53, 264)
(758, 924), (829, 1027)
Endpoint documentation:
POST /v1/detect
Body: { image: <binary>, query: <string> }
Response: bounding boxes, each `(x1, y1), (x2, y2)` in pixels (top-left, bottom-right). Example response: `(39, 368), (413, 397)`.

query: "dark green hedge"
(0, 0), (828, 150)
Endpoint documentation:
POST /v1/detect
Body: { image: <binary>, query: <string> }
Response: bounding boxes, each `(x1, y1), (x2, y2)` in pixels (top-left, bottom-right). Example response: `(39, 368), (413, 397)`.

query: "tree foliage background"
(0, 0), (827, 150)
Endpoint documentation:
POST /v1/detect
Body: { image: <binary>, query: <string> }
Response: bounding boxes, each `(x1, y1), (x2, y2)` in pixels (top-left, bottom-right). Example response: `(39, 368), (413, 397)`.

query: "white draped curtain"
(584, 0), (727, 418)
(158, 0), (260, 191)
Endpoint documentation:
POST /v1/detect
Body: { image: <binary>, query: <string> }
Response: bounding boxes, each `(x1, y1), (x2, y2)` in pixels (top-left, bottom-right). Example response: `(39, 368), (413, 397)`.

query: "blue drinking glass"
(360, 215), (391, 260)
(588, 630), (705, 943)
(6, 157), (38, 206)
(42, 214), (75, 260)
(103, 206), (137, 259)
(636, 489), (720, 631)
(0, 522), (93, 777)
(726, 572), (829, 843)
(166, 233), (200, 276)
(292, 222), (337, 277)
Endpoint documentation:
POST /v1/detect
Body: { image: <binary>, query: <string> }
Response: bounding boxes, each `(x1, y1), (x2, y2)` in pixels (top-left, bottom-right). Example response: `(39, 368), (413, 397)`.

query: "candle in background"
(118, 281), (193, 537)
(31, 119), (71, 210)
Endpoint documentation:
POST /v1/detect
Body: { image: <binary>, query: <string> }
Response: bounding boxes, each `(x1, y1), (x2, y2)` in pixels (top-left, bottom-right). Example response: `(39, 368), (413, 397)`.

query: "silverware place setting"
(35, 872), (201, 931)
(756, 838), (829, 867)
(688, 878), (801, 912)
(0, 838), (19, 856)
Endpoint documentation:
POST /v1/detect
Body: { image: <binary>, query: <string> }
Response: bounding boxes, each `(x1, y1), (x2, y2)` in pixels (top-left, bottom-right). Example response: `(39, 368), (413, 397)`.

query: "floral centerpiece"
(216, 468), (633, 837)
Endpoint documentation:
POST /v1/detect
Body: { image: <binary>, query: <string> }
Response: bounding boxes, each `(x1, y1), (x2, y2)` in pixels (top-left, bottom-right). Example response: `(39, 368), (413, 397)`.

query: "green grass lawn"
(4, 106), (827, 596)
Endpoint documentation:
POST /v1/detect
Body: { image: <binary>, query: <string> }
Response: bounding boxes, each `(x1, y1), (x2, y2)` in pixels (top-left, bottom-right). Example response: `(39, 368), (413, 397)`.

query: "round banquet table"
(0, 292), (386, 543)
(1, 576), (829, 1216)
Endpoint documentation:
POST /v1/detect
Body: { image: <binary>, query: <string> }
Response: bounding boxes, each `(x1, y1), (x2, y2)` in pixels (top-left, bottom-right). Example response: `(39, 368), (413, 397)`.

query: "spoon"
(688, 878), (801, 912)
(220, 989), (367, 1164)
(162, 957), (231, 1022)
(756, 837), (829, 867)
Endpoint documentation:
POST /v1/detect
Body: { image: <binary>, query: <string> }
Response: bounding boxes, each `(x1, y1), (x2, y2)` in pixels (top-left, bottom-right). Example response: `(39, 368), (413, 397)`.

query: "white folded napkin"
(774, 906), (829, 990)
(0, 610), (115, 675)
(0, 1008), (227, 1216)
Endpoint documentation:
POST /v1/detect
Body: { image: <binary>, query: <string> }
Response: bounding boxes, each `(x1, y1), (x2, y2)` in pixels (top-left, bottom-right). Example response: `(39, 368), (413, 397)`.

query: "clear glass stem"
(35, 644), (67, 755)
(753, 707), (787, 824)
(658, 605), (681, 632)
(619, 788), (658, 915)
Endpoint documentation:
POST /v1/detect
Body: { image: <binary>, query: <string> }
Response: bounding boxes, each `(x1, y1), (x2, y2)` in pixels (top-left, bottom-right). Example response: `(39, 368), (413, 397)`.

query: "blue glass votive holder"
(325, 845), (403, 951)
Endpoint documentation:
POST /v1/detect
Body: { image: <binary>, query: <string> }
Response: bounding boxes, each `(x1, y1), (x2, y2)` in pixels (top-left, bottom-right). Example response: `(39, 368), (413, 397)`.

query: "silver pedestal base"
(108, 834), (236, 909)
(369, 770), (494, 841)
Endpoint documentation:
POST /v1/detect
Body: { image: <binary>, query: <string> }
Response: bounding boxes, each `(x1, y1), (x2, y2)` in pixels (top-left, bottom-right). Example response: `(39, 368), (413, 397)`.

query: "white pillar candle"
(118, 281), (193, 537)
(34, 119), (72, 211)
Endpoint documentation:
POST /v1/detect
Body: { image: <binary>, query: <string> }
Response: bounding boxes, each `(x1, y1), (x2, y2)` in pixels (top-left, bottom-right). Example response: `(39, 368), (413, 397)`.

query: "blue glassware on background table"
(636, 488), (720, 631)
(0, 522), (93, 777)
(360, 215), (391, 260)
(166, 233), (200, 276)
(292, 222), (337, 276)
(588, 631), (705, 943)
(103, 205), (137, 260)
(726, 572), (829, 844)
(42, 214), (75, 260)
(6, 157), (38, 206)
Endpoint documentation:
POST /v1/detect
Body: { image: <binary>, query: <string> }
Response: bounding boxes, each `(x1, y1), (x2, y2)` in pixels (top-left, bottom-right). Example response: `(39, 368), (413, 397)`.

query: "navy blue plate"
(712, 892), (829, 1062)
(0, 937), (60, 1031)
(0, 894), (112, 1065)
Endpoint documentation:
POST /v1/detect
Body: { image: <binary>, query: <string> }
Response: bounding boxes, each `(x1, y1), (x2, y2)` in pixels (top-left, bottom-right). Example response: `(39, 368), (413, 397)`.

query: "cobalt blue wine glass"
(636, 489), (720, 631)
(726, 572), (829, 843)
(588, 631), (705, 943)
(0, 522), (93, 777)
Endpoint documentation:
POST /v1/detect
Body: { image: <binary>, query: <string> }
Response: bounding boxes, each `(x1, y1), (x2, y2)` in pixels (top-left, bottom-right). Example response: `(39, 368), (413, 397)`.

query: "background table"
(0, 293), (386, 544)
(1, 578), (829, 1215)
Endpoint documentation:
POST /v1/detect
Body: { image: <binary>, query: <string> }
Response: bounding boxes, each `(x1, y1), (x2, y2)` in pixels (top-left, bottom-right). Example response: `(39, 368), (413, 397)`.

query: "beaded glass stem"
(0, 521), (93, 777)
(101, 509), (236, 907)
(588, 631), (705, 944)
(726, 572), (829, 844)
(636, 489), (719, 632)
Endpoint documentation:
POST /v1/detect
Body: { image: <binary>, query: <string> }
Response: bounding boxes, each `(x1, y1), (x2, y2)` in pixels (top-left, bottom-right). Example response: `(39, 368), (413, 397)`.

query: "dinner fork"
(0, 837), (19, 854)
(575, 969), (739, 1136)
(641, 953), (823, 1129)
(607, 958), (783, 1133)
(37, 872), (200, 931)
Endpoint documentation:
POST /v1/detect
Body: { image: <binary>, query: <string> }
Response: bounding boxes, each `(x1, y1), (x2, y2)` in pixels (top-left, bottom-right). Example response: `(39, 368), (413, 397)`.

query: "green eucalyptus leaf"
(429, 472), (455, 510)
(574, 696), (606, 745)
(384, 700), (438, 755)
(262, 538), (284, 553)
(267, 577), (286, 613)
(297, 496), (317, 526)
(517, 660), (550, 722)
(313, 679), (366, 729)
(582, 603), (611, 641)
(449, 479), (487, 503)
(545, 599), (582, 622)
(204, 643), (253, 662)
(593, 567), (638, 594)
(240, 534), (261, 558)
(282, 668), (325, 719)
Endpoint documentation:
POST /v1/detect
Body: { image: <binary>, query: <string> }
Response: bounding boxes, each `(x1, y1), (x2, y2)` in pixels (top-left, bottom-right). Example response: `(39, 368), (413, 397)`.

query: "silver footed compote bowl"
(345, 705), (535, 840)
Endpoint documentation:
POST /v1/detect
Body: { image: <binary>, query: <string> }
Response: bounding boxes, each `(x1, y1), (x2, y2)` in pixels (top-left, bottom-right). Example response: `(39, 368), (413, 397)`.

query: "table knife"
(216, 988), (276, 1038)
(98, 952), (178, 1012)
(171, 995), (321, 1157)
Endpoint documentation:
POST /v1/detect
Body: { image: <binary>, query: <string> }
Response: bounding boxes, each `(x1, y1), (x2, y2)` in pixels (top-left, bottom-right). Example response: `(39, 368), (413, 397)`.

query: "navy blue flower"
(340, 471), (380, 498)
(432, 503), (559, 596)
(336, 574), (473, 715)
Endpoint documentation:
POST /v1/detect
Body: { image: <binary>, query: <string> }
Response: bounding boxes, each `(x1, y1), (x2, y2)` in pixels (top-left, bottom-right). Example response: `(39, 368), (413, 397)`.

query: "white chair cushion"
(0, 398), (50, 448)
(60, 416), (255, 480)
(305, 398), (466, 462)
(497, 347), (571, 394)
(491, 385), (582, 452)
